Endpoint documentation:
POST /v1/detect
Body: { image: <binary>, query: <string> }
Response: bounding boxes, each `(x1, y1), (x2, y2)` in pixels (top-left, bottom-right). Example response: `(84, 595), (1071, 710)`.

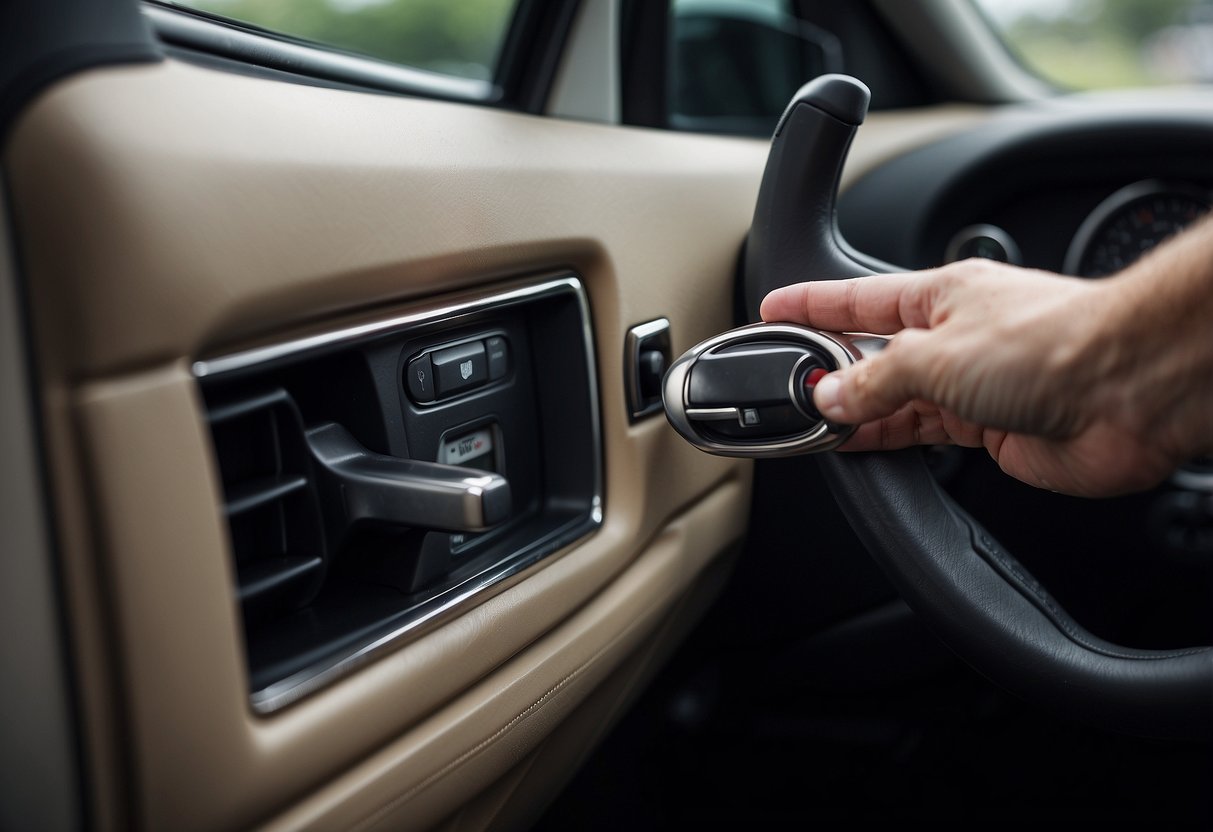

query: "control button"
(626, 318), (672, 421)
(685, 406), (740, 422)
(688, 344), (813, 407)
(432, 341), (487, 396)
(638, 349), (666, 399)
(485, 336), (509, 381)
(742, 408), (761, 426)
(406, 353), (435, 403)
(795, 365), (830, 419)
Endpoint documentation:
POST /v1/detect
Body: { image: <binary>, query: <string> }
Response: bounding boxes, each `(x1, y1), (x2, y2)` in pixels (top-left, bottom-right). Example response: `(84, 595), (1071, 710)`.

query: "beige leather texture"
(4, 58), (989, 831)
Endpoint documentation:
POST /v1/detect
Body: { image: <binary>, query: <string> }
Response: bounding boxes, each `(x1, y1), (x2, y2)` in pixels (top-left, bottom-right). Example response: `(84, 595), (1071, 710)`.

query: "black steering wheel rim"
(743, 74), (1213, 741)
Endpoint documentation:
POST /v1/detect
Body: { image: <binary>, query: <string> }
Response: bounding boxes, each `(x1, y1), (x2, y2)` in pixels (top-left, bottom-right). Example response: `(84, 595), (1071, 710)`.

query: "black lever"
(743, 74), (887, 321)
(665, 74), (893, 459)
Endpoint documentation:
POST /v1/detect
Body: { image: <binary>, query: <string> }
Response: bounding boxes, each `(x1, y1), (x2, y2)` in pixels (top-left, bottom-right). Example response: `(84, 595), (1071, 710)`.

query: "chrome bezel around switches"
(663, 323), (885, 459)
(194, 274), (603, 713)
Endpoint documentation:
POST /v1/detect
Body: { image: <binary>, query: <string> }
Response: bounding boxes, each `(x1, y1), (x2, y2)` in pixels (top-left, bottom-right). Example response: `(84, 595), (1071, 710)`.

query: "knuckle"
(937, 258), (997, 291)
(934, 261), (970, 289)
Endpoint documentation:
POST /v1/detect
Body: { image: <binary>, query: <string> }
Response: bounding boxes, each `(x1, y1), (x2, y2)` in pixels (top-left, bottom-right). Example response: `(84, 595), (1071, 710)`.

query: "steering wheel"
(741, 75), (1212, 741)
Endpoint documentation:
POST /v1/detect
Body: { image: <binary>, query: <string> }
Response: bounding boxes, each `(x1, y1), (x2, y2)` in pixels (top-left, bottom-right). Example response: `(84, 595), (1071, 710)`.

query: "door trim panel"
(3, 56), (990, 829)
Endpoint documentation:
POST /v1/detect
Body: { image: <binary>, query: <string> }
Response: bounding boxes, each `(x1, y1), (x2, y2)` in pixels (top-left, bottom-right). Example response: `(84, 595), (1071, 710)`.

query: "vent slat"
(237, 556), (324, 604)
(207, 388), (292, 425)
(225, 474), (309, 517)
(204, 385), (327, 622)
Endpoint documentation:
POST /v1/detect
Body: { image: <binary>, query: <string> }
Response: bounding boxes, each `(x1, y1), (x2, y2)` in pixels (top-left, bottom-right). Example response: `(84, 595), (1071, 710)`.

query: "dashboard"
(839, 100), (1213, 278)
(942, 179), (1212, 277)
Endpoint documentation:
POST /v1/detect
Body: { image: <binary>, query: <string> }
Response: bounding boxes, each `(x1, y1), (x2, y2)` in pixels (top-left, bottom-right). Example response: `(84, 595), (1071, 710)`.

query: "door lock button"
(405, 334), (513, 404)
(432, 341), (488, 396)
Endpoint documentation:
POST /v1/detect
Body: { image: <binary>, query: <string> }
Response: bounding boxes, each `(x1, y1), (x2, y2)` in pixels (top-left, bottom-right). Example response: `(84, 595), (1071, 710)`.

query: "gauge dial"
(945, 224), (1022, 265)
(1065, 181), (1211, 278)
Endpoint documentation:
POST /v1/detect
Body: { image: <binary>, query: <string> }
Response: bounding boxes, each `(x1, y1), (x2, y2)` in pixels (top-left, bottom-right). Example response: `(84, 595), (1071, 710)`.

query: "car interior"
(2, 0), (1210, 829)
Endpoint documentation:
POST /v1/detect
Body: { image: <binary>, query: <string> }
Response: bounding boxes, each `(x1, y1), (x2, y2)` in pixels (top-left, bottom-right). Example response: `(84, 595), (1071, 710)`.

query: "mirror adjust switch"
(406, 353), (435, 403)
(432, 342), (488, 396)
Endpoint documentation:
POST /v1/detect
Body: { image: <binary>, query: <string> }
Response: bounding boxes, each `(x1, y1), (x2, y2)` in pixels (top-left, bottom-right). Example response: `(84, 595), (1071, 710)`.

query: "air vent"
(206, 388), (326, 624)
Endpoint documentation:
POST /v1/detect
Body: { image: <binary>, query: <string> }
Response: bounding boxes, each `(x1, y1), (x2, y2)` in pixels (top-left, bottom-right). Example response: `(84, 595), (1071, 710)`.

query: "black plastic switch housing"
(625, 318), (672, 421)
(687, 343), (818, 407)
(432, 341), (487, 396)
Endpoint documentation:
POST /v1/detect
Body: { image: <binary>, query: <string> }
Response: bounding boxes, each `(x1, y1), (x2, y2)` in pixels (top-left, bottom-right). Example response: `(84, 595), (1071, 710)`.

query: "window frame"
(143, 0), (581, 111)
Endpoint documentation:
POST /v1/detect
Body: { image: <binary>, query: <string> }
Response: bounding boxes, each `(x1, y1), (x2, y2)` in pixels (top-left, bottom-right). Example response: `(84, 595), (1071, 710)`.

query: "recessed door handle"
(305, 423), (511, 532)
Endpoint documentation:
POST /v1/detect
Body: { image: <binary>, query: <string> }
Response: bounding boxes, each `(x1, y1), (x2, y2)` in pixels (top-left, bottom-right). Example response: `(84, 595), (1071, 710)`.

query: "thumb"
(813, 329), (933, 424)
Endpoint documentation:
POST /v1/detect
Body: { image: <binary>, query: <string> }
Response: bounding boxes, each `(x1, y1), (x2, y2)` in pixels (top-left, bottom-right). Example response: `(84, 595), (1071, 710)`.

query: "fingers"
(836, 401), (987, 452)
(759, 272), (938, 333)
(837, 403), (932, 451)
(813, 329), (935, 424)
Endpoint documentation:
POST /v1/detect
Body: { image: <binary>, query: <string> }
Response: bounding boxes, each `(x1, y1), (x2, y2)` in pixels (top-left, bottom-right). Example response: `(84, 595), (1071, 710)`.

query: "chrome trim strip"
(144, 4), (497, 103)
(1171, 464), (1213, 493)
(194, 276), (584, 378)
(251, 516), (594, 713)
(627, 318), (671, 341)
(194, 275), (603, 714)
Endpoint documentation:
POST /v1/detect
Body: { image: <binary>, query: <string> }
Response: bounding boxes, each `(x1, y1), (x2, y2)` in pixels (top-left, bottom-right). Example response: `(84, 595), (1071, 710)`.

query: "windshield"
(974, 0), (1213, 91)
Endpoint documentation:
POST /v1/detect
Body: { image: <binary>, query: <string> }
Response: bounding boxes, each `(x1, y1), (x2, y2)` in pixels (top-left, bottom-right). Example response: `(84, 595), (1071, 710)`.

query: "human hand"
(759, 253), (1213, 497)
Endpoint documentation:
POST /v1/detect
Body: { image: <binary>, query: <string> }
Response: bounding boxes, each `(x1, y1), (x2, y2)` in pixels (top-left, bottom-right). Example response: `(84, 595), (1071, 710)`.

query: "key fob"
(662, 323), (886, 458)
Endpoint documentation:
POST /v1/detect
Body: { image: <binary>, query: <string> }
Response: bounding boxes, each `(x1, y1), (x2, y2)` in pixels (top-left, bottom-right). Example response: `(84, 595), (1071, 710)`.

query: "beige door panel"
(71, 360), (749, 831)
(4, 58), (989, 830)
(260, 483), (747, 832)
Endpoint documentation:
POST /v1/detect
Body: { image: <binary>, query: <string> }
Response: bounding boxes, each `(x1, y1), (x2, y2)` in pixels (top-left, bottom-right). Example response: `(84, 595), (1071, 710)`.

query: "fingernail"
(814, 374), (845, 420)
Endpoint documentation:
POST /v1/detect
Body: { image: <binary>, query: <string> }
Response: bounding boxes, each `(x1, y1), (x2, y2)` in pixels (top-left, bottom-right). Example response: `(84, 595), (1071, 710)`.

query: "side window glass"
(162, 0), (518, 81)
(974, 0), (1213, 91)
(669, 0), (842, 135)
